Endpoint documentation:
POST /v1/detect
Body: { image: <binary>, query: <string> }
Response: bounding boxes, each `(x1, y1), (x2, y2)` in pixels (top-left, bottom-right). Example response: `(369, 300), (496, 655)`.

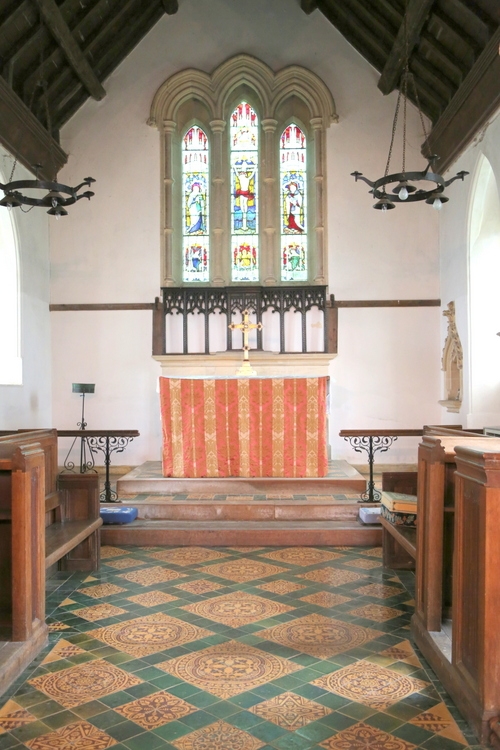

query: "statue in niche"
(439, 301), (463, 413)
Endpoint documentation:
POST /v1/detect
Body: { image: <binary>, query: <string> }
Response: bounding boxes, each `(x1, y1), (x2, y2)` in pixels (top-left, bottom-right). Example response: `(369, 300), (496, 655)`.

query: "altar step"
(102, 497), (369, 522)
(100, 519), (381, 547)
(116, 460), (366, 495)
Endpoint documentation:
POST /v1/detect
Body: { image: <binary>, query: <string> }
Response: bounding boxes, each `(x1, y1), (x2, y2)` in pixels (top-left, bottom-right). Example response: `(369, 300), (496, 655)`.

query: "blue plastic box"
(100, 506), (138, 524)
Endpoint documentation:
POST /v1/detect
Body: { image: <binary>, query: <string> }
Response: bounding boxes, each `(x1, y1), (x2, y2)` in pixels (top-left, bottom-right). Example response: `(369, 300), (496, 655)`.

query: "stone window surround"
(148, 54), (337, 288)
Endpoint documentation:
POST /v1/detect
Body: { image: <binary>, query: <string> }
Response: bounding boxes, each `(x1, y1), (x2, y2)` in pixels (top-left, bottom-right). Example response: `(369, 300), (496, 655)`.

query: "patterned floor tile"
(319, 720), (417, 750)
(118, 566), (186, 586)
(409, 701), (468, 744)
(147, 547), (229, 565)
(354, 583), (403, 599)
(346, 558), (382, 569)
(41, 639), (86, 664)
(86, 613), (213, 657)
(256, 580), (306, 594)
(227, 547), (263, 552)
(299, 592), (351, 608)
(47, 622), (71, 631)
(72, 603), (128, 622)
(185, 494), (215, 500)
(249, 691), (332, 730)
(298, 568), (365, 586)
(103, 558), (148, 570)
(0, 700), (36, 734)
(197, 558), (287, 583)
(360, 547), (383, 558)
(59, 598), (76, 606)
(78, 583), (127, 598)
(115, 690), (195, 729)
(171, 719), (264, 750)
(312, 660), (428, 709)
(127, 590), (178, 607)
(256, 614), (384, 659)
(100, 546), (131, 559)
(181, 590), (294, 627)
(348, 604), (404, 622)
(175, 579), (224, 594)
(260, 547), (343, 566)
(157, 640), (301, 698)
(380, 640), (422, 667)
(25, 720), (117, 749)
(29, 659), (143, 708)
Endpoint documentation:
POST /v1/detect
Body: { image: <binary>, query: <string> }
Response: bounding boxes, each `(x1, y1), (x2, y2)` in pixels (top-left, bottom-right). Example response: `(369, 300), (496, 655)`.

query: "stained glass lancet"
(230, 103), (259, 282)
(280, 124), (307, 281)
(182, 126), (209, 282)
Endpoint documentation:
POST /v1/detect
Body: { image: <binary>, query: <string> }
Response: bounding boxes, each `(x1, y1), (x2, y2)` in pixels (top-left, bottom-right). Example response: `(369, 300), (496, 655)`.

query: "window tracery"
(149, 54), (337, 287)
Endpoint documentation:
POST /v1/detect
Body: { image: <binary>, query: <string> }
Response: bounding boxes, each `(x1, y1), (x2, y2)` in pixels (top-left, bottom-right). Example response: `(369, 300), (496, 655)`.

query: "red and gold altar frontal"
(160, 377), (328, 478)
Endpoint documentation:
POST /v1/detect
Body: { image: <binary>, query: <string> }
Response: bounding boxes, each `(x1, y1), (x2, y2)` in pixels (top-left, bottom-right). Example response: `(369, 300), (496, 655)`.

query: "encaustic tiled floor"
(0, 546), (482, 750)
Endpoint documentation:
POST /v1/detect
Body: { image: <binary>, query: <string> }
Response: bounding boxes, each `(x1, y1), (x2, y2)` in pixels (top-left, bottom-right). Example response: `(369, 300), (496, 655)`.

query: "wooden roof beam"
(423, 27), (500, 171)
(378, 0), (436, 95)
(32, 0), (105, 101)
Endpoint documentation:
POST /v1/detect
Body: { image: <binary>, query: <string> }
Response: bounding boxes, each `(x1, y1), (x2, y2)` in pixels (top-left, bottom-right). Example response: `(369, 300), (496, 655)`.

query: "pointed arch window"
(182, 125), (209, 283)
(150, 55), (337, 288)
(230, 102), (259, 282)
(280, 124), (307, 281)
(0, 167), (21, 384)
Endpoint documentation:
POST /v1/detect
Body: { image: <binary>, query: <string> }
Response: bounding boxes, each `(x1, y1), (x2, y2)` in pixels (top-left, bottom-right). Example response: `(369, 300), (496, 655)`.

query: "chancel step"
(102, 496), (368, 522)
(101, 519), (381, 547)
(116, 460), (366, 495)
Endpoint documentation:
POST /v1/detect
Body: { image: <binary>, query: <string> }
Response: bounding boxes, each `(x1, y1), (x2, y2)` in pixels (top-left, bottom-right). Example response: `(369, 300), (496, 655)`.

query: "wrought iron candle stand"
(63, 383), (96, 473)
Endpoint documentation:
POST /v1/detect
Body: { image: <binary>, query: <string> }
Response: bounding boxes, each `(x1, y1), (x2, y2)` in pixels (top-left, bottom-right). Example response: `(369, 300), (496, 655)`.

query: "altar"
(160, 375), (328, 478)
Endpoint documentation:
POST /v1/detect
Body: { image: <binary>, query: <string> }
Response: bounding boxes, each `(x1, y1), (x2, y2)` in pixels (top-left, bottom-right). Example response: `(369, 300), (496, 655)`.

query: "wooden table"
(58, 430), (139, 503)
(339, 429), (423, 502)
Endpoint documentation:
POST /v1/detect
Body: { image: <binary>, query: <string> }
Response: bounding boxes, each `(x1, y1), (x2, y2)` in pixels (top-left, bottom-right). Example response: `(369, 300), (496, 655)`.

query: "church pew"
(0, 430), (102, 573)
(0, 430), (102, 696)
(411, 435), (500, 744)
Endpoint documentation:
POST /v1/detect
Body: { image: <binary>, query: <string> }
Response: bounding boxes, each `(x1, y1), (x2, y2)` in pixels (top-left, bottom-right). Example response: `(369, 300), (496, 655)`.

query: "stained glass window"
(280, 124), (307, 281)
(182, 126), (209, 283)
(230, 102), (259, 282)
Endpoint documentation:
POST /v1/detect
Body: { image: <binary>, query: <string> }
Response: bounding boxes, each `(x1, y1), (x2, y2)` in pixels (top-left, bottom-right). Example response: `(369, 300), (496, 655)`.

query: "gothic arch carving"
(439, 301), (463, 413)
(149, 54), (337, 287)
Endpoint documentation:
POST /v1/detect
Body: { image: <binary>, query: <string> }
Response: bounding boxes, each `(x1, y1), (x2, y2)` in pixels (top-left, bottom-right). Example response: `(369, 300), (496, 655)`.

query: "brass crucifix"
(229, 309), (263, 377)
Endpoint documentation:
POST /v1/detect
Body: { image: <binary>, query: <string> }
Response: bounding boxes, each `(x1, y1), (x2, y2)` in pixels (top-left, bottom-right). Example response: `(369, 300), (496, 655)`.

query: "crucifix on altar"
(229, 309), (263, 377)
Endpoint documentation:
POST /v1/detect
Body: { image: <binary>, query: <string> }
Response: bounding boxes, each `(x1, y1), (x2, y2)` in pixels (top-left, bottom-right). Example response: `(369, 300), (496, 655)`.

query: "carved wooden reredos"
(149, 54), (337, 288)
(439, 301), (463, 413)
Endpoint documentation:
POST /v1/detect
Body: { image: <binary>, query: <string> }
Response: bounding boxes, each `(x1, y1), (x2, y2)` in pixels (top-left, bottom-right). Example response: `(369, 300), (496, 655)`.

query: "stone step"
(116, 460), (366, 495)
(101, 500), (365, 522)
(100, 519), (382, 547)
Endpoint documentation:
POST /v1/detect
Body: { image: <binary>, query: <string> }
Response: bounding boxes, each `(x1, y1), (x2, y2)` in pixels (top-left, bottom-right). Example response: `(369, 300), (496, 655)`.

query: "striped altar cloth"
(160, 376), (328, 478)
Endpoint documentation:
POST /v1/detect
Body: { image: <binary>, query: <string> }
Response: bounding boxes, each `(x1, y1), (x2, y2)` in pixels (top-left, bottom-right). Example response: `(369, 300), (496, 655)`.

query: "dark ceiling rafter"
(378, 0), (435, 95)
(32, 0), (106, 101)
(0, 0), (497, 176)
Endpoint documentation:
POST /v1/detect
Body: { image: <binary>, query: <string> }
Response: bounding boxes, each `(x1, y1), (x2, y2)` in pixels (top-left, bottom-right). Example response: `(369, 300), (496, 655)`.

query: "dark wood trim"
(325, 303), (338, 354)
(332, 299), (441, 308)
(423, 28), (500, 171)
(378, 0), (436, 95)
(33, 0), (106, 101)
(161, 0), (179, 14)
(152, 297), (166, 356)
(0, 77), (67, 180)
(300, 0), (318, 14)
(49, 303), (155, 311)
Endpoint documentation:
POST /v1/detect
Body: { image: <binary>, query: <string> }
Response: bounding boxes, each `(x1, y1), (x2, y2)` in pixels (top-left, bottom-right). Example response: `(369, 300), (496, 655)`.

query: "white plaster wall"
(439, 109), (500, 428)
(0, 147), (52, 428)
(51, 0), (442, 465)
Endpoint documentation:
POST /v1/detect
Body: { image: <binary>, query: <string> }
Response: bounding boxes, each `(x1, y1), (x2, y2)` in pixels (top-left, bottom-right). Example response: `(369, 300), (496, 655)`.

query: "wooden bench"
(380, 471), (417, 569)
(0, 430), (102, 573)
(0, 430), (102, 695)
